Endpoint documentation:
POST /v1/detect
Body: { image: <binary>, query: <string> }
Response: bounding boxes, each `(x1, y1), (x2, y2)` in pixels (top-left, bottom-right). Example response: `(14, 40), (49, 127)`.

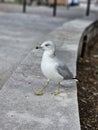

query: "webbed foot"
(52, 90), (60, 96)
(35, 80), (50, 96)
(35, 89), (43, 96)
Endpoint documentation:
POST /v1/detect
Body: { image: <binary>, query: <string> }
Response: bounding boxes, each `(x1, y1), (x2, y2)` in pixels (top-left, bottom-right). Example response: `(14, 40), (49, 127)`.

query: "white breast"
(41, 52), (63, 82)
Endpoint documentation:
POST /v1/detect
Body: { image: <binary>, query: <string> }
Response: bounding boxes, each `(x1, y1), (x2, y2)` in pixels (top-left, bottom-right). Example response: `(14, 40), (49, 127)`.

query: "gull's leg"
(35, 79), (50, 95)
(52, 82), (60, 95)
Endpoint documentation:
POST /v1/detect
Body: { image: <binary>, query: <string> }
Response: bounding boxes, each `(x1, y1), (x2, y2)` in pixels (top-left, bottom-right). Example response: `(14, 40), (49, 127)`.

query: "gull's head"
(41, 41), (56, 51)
(36, 41), (56, 51)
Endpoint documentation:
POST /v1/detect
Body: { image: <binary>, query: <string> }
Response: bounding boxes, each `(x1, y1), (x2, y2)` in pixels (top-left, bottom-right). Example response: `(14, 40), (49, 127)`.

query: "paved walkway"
(0, 11), (67, 89)
(0, 2), (98, 130)
(0, 2), (98, 18)
(0, 3), (97, 90)
(0, 4), (87, 89)
(80, 0), (98, 12)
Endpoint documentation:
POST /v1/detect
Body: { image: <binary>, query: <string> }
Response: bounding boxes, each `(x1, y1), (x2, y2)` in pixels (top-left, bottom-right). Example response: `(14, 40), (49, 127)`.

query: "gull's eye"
(45, 44), (50, 47)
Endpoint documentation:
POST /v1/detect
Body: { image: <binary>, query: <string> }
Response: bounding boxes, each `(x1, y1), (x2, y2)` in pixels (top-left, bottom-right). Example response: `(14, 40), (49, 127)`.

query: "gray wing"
(57, 62), (73, 79)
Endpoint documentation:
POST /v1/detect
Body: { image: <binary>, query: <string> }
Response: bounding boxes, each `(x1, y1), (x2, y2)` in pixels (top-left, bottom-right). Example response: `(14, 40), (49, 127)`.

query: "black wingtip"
(73, 76), (79, 81)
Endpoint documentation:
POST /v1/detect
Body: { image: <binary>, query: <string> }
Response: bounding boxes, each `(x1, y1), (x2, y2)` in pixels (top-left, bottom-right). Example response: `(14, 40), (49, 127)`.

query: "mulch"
(77, 36), (98, 130)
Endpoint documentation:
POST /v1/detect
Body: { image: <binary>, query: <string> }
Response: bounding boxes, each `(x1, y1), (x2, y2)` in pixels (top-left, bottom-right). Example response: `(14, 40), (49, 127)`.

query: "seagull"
(35, 41), (75, 95)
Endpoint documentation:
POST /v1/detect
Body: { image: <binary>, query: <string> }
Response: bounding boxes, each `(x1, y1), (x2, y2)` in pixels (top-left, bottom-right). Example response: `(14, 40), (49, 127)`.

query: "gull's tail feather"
(73, 76), (79, 81)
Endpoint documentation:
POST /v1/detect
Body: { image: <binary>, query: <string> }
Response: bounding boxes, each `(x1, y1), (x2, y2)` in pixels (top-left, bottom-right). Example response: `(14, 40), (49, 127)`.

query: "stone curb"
(0, 19), (97, 130)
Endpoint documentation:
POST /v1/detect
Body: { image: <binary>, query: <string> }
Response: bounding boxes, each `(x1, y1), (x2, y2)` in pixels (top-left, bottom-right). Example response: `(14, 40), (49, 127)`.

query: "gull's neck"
(43, 49), (55, 59)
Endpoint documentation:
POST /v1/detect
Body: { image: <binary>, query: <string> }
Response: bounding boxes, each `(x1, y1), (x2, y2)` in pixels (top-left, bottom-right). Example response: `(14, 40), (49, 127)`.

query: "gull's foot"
(52, 90), (60, 96)
(35, 89), (43, 96)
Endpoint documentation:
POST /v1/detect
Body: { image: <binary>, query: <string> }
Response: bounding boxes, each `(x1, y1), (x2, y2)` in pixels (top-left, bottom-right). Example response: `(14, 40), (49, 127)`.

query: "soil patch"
(77, 36), (98, 130)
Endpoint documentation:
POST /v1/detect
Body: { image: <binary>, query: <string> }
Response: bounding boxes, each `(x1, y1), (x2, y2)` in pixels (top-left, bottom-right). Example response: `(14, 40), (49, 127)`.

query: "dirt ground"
(77, 36), (98, 130)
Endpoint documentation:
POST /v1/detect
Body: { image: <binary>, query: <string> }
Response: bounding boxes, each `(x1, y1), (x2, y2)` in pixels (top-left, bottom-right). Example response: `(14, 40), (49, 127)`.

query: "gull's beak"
(36, 45), (42, 49)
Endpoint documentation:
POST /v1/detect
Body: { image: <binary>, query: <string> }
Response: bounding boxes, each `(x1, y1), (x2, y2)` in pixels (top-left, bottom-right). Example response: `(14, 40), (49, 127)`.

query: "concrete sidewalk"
(80, 1), (98, 12)
(0, 19), (81, 130)
(0, 12), (68, 89)
(0, 3), (97, 90)
(0, 3), (98, 19)
(0, 6), (97, 90)
(0, 17), (95, 130)
(0, 3), (97, 130)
